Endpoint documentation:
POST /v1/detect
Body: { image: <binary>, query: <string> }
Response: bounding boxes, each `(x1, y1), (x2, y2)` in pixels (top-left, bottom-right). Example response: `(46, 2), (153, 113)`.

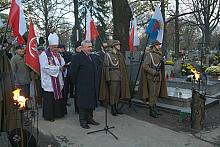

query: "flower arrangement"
(205, 65), (220, 76)
(165, 60), (174, 65)
(181, 63), (196, 76)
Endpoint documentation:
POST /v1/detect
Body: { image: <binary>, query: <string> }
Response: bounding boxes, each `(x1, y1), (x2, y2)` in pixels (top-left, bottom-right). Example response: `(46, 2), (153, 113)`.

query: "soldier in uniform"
(99, 40), (130, 116)
(138, 40), (167, 118)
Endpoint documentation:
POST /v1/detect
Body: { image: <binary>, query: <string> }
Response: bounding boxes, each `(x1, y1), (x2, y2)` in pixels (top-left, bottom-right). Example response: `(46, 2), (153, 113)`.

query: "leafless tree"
(26, 0), (74, 45)
(181, 0), (220, 50)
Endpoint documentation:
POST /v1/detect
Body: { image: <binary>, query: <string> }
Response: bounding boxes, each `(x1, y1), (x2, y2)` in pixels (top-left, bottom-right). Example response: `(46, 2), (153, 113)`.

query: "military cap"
(150, 40), (161, 47)
(111, 40), (121, 47)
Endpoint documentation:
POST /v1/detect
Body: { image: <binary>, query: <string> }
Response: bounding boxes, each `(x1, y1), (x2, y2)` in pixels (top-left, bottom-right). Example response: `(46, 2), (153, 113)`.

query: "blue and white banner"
(146, 7), (164, 44)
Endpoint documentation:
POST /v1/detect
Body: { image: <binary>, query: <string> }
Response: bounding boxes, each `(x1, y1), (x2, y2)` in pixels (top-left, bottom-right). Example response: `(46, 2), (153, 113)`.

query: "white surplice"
(39, 51), (65, 92)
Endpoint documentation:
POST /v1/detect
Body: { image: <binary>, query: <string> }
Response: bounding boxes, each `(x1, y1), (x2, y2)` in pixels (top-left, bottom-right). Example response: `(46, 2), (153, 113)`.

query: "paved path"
(36, 100), (217, 147)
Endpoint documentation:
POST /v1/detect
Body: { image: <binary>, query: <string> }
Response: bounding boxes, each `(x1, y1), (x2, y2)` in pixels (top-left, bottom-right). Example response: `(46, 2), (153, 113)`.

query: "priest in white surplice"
(39, 33), (67, 121)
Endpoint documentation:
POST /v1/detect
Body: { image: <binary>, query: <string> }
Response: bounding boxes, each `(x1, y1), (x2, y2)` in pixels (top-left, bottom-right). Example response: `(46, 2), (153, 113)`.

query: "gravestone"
(173, 59), (182, 77)
(125, 51), (142, 65)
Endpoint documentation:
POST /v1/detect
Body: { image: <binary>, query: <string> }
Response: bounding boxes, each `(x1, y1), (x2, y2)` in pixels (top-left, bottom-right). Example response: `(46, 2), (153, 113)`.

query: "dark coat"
(61, 51), (73, 76)
(69, 51), (98, 109)
(96, 50), (105, 76)
(61, 51), (72, 64)
(93, 51), (105, 95)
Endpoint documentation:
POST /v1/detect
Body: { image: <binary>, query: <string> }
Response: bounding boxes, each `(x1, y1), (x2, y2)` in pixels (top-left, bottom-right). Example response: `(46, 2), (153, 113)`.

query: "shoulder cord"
(106, 52), (119, 66)
(149, 52), (159, 67)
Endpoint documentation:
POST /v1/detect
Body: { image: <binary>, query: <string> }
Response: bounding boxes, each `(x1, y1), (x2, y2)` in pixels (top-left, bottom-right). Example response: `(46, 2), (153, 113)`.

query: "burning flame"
(12, 89), (28, 109)
(191, 68), (200, 80)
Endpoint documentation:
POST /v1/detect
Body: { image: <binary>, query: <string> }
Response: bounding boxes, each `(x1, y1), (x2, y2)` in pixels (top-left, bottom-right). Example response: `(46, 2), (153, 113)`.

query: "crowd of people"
(1, 33), (167, 130)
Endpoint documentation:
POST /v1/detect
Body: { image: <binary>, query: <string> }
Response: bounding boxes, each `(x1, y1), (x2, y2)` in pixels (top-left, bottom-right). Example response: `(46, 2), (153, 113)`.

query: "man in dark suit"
(58, 44), (73, 106)
(69, 40), (99, 129)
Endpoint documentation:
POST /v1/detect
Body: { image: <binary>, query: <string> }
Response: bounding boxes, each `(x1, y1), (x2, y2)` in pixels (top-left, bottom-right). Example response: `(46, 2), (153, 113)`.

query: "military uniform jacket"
(99, 50), (131, 103)
(138, 47), (168, 102)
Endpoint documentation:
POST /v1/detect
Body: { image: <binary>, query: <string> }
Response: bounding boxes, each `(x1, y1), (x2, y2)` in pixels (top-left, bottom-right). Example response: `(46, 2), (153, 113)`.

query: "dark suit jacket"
(69, 51), (98, 109)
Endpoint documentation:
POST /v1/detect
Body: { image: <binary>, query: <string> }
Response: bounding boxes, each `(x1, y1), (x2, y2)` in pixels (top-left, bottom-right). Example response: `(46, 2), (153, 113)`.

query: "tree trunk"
(74, 0), (79, 43)
(44, 0), (49, 46)
(204, 27), (211, 52)
(112, 0), (132, 53)
(175, 0), (179, 58)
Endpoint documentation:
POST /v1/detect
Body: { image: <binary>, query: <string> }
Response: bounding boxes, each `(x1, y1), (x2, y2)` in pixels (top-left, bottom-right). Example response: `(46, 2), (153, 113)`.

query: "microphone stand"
(87, 101), (118, 140)
(87, 48), (118, 140)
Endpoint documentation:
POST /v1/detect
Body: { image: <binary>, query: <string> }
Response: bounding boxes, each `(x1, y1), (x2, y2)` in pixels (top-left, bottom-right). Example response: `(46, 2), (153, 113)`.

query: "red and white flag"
(25, 19), (40, 75)
(85, 8), (99, 41)
(129, 17), (140, 52)
(8, 0), (27, 45)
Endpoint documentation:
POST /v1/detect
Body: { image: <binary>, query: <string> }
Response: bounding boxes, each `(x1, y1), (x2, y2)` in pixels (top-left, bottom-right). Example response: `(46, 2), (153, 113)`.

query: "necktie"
(88, 55), (92, 61)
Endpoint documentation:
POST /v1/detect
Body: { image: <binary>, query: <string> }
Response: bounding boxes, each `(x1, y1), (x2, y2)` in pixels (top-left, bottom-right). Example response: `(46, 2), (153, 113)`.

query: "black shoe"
(116, 108), (123, 115)
(155, 109), (162, 116)
(111, 111), (118, 116)
(66, 103), (71, 106)
(88, 119), (100, 125)
(80, 123), (90, 129)
(44, 118), (55, 122)
(154, 105), (162, 116)
(111, 105), (118, 116)
(149, 107), (158, 118)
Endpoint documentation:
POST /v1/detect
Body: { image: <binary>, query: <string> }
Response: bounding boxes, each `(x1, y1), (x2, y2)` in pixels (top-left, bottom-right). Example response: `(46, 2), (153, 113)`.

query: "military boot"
(153, 104), (162, 116)
(149, 106), (158, 118)
(115, 104), (123, 115)
(111, 105), (118, 116)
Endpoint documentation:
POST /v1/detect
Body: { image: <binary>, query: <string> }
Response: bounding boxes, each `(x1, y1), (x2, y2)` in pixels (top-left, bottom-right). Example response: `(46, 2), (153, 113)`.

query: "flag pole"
(130, 36), (149, 102)
(119, 36), (149, 111)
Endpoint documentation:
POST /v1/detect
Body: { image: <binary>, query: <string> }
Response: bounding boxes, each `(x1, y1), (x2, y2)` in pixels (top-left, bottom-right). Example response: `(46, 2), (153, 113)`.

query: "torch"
(12, 89), (28, 147)
(190, 69), (207, 130)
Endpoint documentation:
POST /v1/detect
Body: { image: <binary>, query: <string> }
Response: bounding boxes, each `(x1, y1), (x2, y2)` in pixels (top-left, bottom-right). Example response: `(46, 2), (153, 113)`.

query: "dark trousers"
(64, 77), (70, 102)
(78, 108), (93, 124)
(64, 77), (74, 98)
(74, 87), (79, 113)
